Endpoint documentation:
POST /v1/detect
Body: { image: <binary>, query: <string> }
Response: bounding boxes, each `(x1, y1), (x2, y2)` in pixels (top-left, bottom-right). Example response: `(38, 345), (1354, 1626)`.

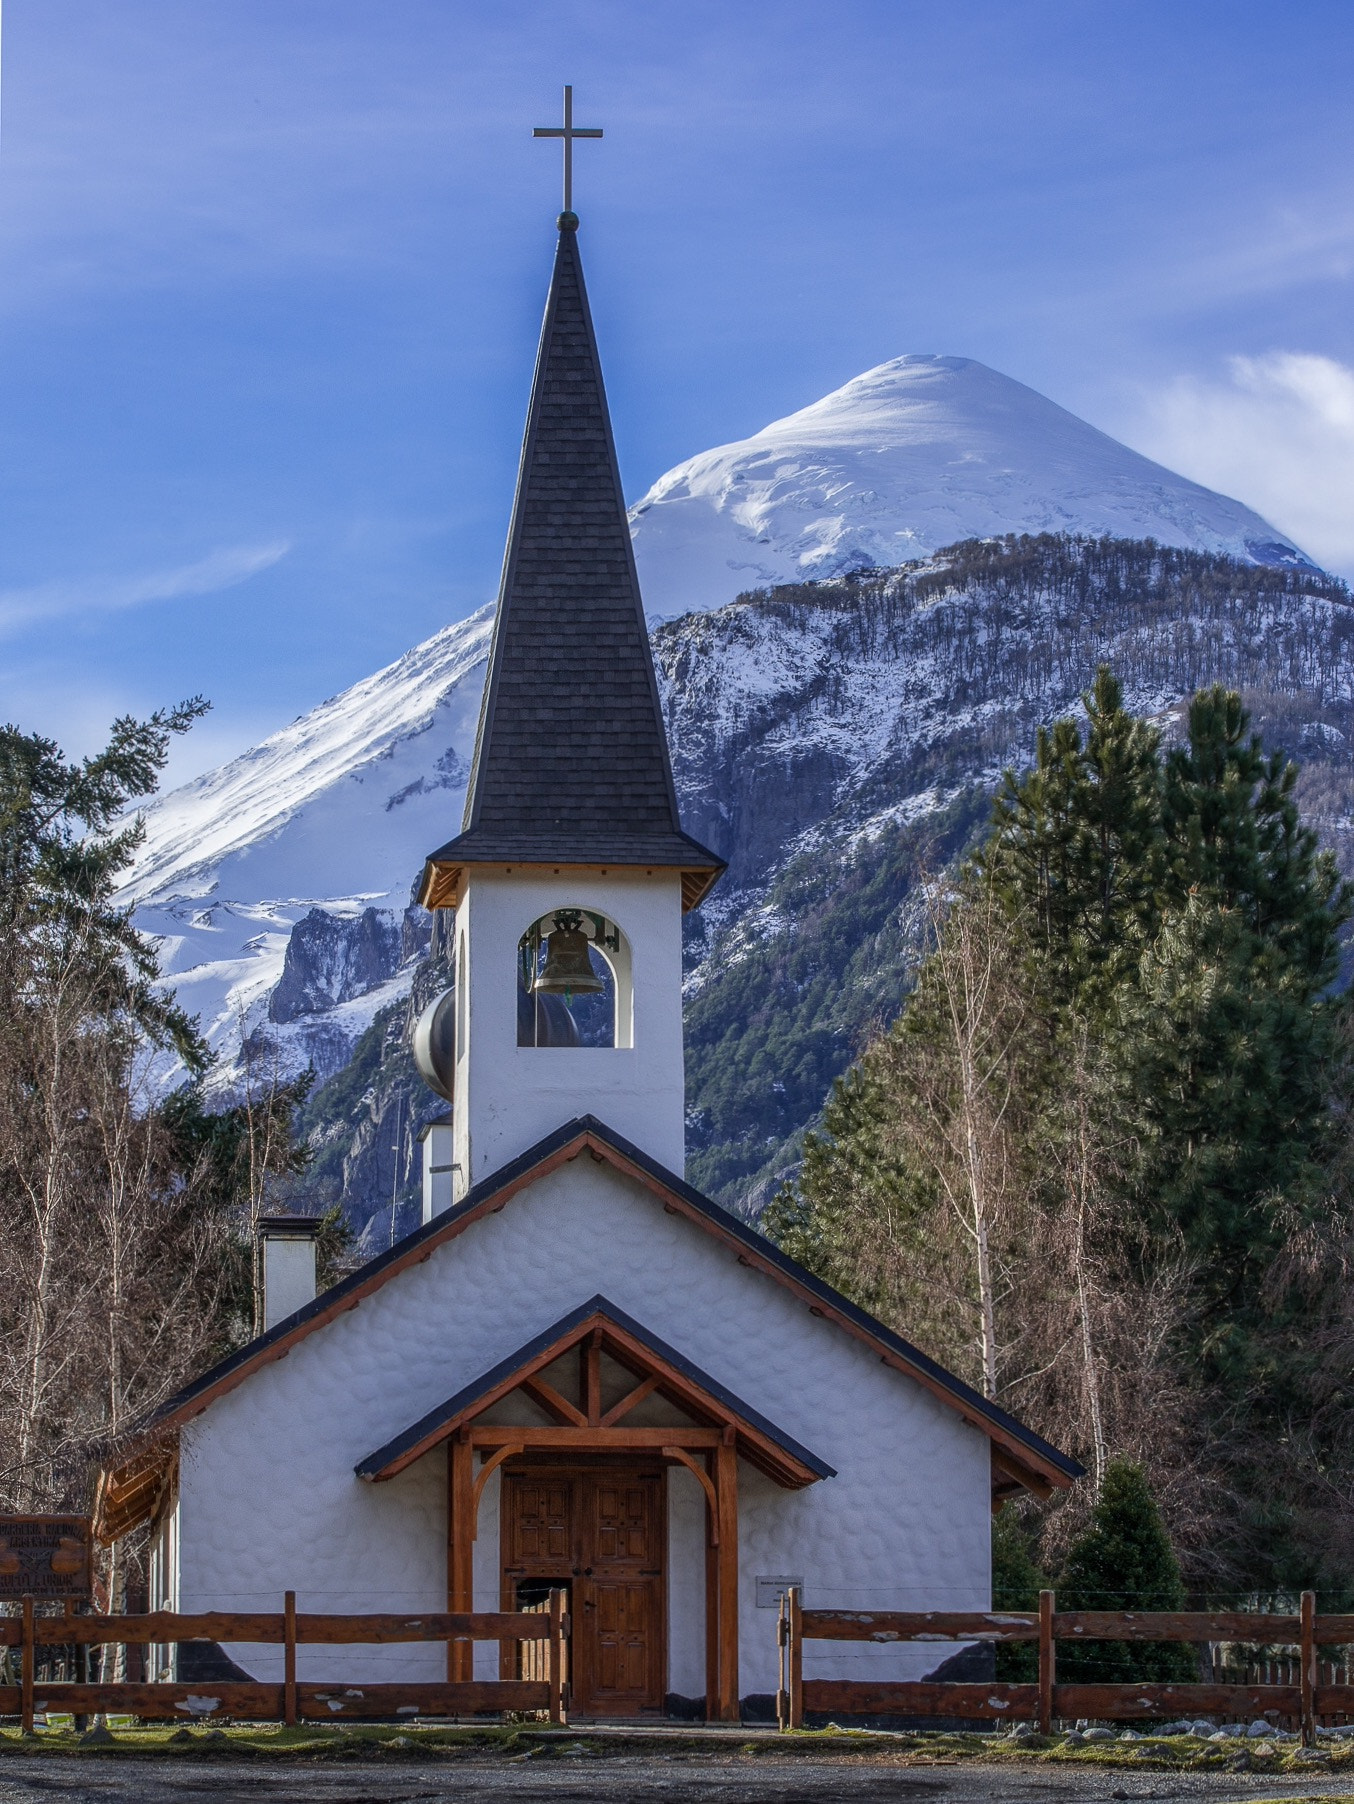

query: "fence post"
(1038, 1589), (1055, 1735)
(788, 1586), (803, 1731)
(284, 1591), (297, 1728)
(776, 1591), (788, 1732)
(1301, 1589), (1317, 1746)
(548, 1588), (566, 1726)
(20, 1595), (34, 1735)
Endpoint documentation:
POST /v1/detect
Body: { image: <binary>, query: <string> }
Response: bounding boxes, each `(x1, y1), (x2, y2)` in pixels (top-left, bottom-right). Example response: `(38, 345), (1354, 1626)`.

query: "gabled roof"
(357, 1296), (834, 1488)
(96, 1115), (1080, 1540)
(418, 216), (723, 912)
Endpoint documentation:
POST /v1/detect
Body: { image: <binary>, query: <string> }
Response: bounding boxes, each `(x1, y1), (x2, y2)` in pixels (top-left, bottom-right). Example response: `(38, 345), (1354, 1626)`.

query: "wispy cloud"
(0, 542), (291, 636)
(1132, 354), (1354, 580)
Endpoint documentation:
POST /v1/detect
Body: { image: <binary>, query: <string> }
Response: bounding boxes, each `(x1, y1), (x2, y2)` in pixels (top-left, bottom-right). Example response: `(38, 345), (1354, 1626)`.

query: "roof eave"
(102, 1116), (1079, 1506)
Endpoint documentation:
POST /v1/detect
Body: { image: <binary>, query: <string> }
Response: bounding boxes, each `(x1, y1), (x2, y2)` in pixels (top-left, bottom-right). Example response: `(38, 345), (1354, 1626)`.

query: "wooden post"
(788, 1585), (803, 1731)
(716, 1435), (739, 1722)
(20, 1595), (35, 1735)
(548, 1586), (567, 1725)
(283, 1590), (297, 1727)
(448, 1434), (476, 1683)
(776, 1591), (788, 1731)
(1301, 1589), (1317, 1746)
(1038, 1588), (1055, 1734)
(704, 1451), (719, 1723)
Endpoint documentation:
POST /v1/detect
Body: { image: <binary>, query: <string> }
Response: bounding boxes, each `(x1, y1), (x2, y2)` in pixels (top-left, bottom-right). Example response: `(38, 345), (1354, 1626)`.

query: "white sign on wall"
(755, 1574), (804, 1609)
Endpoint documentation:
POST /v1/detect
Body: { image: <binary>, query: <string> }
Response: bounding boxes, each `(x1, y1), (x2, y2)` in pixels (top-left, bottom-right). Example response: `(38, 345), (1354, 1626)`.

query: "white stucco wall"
(453, 871), (687, 1192)
(176, 1155), (992, 1695)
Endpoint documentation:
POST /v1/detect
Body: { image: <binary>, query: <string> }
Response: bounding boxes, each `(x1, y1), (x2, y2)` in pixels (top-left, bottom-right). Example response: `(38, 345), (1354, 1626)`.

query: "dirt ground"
(2, 1731), (1353, 1804)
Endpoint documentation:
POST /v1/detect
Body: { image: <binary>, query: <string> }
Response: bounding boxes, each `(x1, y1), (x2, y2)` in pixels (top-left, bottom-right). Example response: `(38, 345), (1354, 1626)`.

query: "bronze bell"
(533, 917), (605, 997)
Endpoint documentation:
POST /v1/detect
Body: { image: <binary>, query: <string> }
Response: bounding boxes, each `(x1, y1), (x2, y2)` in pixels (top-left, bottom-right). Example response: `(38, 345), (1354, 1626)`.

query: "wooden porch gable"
(355, 1295), (835, 1489)
(357, 1297), (828, 1724)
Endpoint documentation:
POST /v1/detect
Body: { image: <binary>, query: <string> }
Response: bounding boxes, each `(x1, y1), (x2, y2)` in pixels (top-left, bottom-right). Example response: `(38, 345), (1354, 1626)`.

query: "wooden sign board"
(0, 1515), (93, 1601)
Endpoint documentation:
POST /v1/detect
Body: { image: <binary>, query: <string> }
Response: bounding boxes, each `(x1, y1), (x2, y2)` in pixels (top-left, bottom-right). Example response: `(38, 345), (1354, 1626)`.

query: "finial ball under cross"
(533, 85), (602, 220)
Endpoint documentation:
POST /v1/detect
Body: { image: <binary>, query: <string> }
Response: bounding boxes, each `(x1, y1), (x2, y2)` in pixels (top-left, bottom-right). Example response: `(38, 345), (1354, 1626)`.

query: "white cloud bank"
(1134, 353), (1354, 579)
(0, 541), (291, 636)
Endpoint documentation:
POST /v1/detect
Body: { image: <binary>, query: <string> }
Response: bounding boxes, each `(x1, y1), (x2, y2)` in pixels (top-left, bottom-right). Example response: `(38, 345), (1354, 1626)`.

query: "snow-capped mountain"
(120, 354), (1319, 1126)
(628, 356), (1308, 618)
(124, 608), (491, 1086)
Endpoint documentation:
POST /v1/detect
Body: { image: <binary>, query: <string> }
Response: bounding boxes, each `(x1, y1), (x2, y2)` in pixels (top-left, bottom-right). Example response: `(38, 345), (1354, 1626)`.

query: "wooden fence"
(0, 1592), (568, 1732)
(777, 1589), (1354, 1743)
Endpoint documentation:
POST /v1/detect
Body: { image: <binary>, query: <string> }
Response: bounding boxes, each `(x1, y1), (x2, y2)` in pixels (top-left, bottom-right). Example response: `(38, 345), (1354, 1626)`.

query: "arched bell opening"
(517, 908), (633, 1049)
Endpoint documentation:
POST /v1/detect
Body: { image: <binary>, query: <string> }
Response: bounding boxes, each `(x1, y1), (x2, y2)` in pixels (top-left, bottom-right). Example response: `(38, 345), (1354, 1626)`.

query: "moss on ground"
(1, 1721), (1352, 1777)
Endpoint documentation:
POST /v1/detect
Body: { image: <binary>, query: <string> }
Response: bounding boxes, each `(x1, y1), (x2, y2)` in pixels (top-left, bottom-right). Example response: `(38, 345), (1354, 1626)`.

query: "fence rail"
(1, 1592), (569, 1732)
(776, 1588), (1344, 1743)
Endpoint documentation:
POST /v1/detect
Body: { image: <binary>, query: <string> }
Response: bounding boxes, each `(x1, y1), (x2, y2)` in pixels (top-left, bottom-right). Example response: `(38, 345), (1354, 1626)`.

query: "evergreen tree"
(992, 1511), (1045, 1680)
(0, 703), (210, 1064)
(768, 667), (1354, 1591)
(1056, 1461), (1196, 1682)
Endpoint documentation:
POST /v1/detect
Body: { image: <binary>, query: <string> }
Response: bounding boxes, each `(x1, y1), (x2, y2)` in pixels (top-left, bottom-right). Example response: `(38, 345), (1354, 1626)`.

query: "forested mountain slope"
(295, 536), (1354, 1240)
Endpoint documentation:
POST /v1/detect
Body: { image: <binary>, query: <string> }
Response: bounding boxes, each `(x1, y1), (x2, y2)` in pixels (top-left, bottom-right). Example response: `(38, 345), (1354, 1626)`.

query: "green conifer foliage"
(769, 665), (1354, 1590)
(1056, 1461), (1196, 1682)
(993, 1511), (1046, 1680)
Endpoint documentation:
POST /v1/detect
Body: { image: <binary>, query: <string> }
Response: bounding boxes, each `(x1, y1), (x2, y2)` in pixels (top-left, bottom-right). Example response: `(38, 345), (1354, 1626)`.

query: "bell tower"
(415, 203), (723, 1201)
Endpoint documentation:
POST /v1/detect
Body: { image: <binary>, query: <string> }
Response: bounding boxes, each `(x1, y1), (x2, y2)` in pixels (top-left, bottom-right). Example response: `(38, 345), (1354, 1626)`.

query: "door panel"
(590, 1578), (660, 1705)
(506, 1477), (572, 1571)
(500, 1466), (665, 1715)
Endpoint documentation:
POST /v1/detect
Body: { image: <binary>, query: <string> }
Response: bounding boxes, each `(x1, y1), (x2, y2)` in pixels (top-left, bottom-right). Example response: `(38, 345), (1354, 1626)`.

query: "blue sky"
(2, 0), (1353, 784)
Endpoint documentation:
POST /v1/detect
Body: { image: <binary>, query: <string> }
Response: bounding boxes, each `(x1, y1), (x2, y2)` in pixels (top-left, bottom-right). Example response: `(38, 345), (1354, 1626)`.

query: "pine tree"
(993, 1511), (1045, 1680)
(1056, 1461), (1196, 1682)
(768, 667), (1354, 1590)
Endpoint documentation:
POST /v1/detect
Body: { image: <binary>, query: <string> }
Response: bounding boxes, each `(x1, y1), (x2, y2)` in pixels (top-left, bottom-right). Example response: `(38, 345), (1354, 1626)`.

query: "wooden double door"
(501, 1464), (665, 1716)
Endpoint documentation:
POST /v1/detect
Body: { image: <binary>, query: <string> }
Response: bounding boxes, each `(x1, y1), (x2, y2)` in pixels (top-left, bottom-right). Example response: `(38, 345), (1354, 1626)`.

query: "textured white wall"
(452, 872), (686, 1193)
(176, 1155), (992, 1693)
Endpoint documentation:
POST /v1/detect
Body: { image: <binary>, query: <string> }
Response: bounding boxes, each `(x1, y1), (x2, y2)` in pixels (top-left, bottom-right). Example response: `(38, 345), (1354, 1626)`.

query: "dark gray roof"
(423, 215), (722, 880)
(136, 1114), (1081, 1490)
(355, 1293), (836, 1482)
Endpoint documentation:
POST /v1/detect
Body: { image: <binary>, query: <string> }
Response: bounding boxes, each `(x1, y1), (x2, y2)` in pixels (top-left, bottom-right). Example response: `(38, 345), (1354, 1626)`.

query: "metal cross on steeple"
(533, 85), (603, 215)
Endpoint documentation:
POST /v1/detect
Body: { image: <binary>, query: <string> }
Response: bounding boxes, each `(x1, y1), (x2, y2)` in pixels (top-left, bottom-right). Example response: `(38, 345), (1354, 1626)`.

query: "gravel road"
(0, 1753), (1346, 1804)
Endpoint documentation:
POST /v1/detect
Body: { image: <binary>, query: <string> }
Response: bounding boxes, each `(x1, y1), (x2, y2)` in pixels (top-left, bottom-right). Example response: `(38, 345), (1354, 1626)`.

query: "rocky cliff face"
(660, 537), (1354, 1206)
(289, 535), (1354, 1240)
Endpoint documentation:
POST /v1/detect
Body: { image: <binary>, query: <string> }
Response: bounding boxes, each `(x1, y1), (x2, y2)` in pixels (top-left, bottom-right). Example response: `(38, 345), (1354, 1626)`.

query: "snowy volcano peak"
(629, 354), (1310, 618)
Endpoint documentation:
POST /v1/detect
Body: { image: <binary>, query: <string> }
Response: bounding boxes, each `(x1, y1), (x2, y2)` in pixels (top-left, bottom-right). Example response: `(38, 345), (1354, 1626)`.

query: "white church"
(97, 189), (1079, 1721)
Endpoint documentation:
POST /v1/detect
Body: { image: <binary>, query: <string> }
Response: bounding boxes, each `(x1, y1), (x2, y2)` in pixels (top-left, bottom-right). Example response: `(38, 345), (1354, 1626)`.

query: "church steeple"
(414, 196), (721, 1198)
(418, 214), (723, 912)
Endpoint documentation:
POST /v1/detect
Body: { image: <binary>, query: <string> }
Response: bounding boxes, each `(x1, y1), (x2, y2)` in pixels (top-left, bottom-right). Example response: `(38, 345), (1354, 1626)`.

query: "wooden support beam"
(716, 1437), (739, 1722)
(448, 1437), (475, 1682)
(1301, 1589), (1317, 1746)
(521, 1375), (587, 1427)
(704, 1452), (718, 1723)
(585, 1331), (602, 1425)
(469, 1425), (722, 1449)
(600, 1373), (661, 1426)
(470, 1445), (522, 1533)
(662, 1445), (718, 1539)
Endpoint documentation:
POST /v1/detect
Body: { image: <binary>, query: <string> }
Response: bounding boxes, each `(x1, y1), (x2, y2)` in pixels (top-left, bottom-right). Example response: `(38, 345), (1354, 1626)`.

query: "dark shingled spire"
(419, 216), (723, 911)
